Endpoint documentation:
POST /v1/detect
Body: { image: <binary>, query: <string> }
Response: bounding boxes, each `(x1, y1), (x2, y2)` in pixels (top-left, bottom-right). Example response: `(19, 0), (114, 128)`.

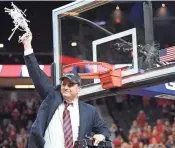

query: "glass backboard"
(52, 1), (175, 100)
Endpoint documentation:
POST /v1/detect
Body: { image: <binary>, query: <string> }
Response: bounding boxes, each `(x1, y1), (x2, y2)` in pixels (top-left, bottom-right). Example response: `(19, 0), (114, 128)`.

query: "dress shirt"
(44, 99), (79, 148)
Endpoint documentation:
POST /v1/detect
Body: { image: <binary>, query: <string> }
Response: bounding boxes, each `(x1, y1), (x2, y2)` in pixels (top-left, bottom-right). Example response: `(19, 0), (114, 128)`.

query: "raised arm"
(23, 34), (54, 99)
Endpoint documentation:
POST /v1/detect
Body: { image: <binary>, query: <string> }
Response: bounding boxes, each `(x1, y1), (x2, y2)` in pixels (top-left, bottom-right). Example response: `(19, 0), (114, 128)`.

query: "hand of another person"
(93, 134), (105, 146)
(22, 32), (32, 50)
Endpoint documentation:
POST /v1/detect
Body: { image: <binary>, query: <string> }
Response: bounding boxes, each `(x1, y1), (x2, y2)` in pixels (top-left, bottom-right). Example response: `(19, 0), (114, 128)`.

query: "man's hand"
(22, 33), (32, 50)
(93, 134), (105, 146)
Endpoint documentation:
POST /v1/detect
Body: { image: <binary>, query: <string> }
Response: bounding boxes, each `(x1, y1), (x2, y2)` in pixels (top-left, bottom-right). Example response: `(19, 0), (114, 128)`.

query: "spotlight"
(71, 42), (77, 46)
(0, 44), (4, 48)
(162, 3), (165, 7)
(15, 85), (35, 89)
(116, 5), (120, 10)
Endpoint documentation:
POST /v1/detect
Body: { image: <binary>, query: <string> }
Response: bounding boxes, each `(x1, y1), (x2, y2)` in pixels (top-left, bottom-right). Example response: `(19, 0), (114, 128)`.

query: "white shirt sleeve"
(24, 48), (34, 56)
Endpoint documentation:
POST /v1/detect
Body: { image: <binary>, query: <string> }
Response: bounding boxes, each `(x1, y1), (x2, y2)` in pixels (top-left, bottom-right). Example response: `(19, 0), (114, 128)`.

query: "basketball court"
(52, 0), (175, 101)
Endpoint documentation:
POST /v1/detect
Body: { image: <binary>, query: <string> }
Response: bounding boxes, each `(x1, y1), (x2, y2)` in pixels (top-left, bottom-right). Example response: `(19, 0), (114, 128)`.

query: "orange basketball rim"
(63, 62), (123, 89)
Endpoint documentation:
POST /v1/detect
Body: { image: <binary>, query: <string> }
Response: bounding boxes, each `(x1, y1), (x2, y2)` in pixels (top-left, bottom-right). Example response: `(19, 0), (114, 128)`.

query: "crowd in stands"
(0, 91), (41, 148)
(0, 90), (175, 148)
(110, 96), (175, 148)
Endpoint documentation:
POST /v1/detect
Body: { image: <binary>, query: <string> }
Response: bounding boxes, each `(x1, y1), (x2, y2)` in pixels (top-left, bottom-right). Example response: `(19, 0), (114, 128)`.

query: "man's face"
(61, 78), (80, 102)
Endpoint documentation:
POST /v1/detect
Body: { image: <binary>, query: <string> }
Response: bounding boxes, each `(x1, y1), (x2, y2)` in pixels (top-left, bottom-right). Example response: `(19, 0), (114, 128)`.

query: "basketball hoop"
(62, 62), (123, 89)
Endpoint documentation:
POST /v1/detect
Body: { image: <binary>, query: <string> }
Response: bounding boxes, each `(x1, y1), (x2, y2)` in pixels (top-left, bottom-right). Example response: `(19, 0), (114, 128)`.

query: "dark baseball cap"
(60, 71), (81, 85)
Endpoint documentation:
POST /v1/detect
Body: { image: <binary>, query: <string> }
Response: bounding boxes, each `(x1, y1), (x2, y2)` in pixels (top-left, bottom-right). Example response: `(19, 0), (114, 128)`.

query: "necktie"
(63, 102), (73, 148)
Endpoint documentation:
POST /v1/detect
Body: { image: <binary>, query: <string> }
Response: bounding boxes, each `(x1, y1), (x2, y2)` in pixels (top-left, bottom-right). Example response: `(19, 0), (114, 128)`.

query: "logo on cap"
(65, 73), (75, 76)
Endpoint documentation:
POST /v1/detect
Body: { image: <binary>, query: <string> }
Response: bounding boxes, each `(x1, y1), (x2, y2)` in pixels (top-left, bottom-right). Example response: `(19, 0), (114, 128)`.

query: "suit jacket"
(24, 53), (110, 148)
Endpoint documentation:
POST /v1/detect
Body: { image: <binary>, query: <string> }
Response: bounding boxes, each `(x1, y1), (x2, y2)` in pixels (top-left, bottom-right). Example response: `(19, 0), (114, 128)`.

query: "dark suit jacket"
(24, 53), (110, 148)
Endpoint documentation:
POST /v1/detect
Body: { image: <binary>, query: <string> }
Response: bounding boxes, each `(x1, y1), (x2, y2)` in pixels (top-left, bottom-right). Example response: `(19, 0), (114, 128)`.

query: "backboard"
(92, 28), (138, 83)
(52, 1), (175, 100)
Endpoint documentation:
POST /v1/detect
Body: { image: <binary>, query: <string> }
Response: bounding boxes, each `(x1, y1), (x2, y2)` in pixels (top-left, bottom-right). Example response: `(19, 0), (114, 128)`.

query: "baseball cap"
(60, 71), (81, 85)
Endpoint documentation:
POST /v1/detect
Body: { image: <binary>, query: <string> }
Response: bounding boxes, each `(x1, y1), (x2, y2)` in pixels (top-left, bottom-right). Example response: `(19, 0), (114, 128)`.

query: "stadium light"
(116, 5), (120, 10)
(15, 85), (35, 89)
(162, 3), (166, 7)
(0, 44), (4, 48)
(158, 4), (167, 17)
(71, 42), (77, 46)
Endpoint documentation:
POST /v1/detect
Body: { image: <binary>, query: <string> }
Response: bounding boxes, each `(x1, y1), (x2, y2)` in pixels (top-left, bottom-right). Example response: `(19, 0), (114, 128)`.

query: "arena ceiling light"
(162, 3), (166, 7)
(71, 42), (77, 46)
(0, 44), (4, 48)
(15, 85), (35, 89)
(116, 5), (120, 10)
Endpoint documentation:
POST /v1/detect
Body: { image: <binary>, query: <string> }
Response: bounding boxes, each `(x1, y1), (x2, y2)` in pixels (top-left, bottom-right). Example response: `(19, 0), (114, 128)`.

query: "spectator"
(148, 137), (159, 147)
(140, 126), (149, 144)
(147, 125), (152, 137)
(164, 121), (172, 139)
(11, 108), (20, 130)
(16, 128), (27, 148)
(8, 137), (16, 148)
(149, 129), (161, 144)
(130, 120), (141, 134)
(6, 124), (17, 143)
(3, 107), (10, 127)
(113, 135), (124, 148)
(137, 110), (146, 128)
(26, 98), (34, 110)
(166, 135), (175, 148)
(129, 131), (140, 148)
(7, 100), (15, 112)
(156, 119), (164, 134)
(113, 139), (121, 148)
(1, 140), (10, 148)
(109, 123), (118, 141)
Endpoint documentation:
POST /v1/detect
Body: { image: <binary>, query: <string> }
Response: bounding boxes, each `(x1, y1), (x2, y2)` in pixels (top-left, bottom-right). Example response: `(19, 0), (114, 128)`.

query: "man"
(22, 34), (110, 148)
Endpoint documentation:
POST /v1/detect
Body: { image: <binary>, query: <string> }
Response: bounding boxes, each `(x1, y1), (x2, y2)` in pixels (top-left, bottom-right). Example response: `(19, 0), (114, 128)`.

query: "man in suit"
(22, 34), (110, 148)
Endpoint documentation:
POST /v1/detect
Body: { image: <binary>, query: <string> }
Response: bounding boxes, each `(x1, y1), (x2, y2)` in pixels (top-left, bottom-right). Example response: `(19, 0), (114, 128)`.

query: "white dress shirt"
(44, 99), (79, 148)
(24, 49), (80, 148)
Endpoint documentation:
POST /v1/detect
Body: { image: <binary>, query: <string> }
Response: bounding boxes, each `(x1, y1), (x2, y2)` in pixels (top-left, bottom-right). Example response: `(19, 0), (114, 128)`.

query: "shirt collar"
(72, 98), (78, 106)
(64, 98), (79, 106)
